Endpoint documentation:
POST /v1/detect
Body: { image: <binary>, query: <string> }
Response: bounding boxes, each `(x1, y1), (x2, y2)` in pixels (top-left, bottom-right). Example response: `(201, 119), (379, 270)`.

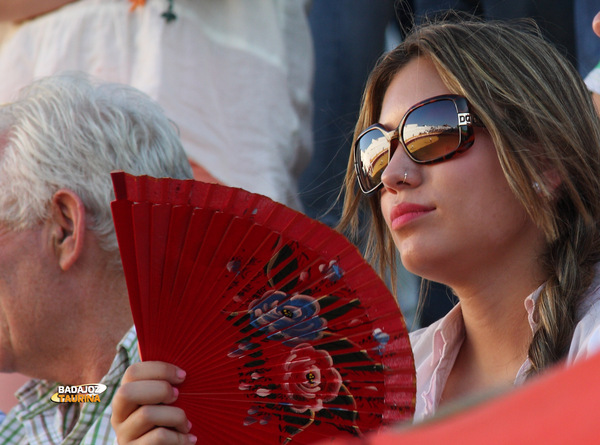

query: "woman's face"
(379, 57), (544, 287)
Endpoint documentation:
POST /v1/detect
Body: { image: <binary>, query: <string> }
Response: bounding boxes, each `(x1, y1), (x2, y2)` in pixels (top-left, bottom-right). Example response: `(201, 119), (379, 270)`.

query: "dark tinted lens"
(356, 127), (390, 192)
(402, 99), (460, 162)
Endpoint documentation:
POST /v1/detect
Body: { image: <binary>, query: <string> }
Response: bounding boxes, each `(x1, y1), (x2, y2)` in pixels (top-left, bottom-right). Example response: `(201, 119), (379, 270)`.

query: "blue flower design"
(248, 290), (326, 342)
(373, 328), (390, 355)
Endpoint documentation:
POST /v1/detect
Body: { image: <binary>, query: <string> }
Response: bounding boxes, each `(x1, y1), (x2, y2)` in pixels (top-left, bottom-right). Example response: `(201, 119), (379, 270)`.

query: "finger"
(129, 405), (190, 434)
(116, 405), (191, 443)
(122, 361), (186, 385)
(129, 427), (197, 445)
(593, 11), (600, 38)
(111, 380), (179, 425)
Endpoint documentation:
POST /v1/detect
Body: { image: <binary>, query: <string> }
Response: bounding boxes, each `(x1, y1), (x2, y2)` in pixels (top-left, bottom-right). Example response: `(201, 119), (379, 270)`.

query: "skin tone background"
(0, 0), (76, 22)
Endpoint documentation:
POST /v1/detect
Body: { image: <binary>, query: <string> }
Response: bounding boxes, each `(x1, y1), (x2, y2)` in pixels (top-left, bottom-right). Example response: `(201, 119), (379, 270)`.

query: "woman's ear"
(542, 168), (562, 195)
(48, 189), (86, 271)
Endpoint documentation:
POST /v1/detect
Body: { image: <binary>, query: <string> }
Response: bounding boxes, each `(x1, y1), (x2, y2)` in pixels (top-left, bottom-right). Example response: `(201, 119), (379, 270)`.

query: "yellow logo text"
(51, 384), (107, 403)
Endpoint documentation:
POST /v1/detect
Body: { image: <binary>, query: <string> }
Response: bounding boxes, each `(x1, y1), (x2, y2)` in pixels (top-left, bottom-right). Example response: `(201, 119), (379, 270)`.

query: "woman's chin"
(398, 246), (452, 284)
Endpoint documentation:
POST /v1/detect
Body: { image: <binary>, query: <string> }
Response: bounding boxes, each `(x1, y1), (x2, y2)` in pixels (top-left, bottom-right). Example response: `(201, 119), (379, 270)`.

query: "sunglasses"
(354, 94), (485, 195)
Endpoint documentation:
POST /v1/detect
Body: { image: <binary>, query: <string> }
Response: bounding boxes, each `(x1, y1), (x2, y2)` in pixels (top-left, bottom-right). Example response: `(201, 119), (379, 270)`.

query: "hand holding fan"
(110, 171), (416, 444)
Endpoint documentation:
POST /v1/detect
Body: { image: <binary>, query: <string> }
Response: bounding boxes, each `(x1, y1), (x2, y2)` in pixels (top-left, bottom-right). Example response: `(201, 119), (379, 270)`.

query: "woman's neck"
(439, 260), (546, 406)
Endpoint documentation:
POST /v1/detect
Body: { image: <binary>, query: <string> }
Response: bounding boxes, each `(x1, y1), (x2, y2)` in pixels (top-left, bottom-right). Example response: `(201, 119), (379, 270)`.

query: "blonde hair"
(338, 17), (600, 375)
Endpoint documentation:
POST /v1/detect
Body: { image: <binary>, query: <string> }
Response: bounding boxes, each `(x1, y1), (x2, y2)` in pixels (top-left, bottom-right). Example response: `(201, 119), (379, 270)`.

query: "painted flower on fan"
(318, 260), (344, 282)
(373, 328), (390, 355)
(282, 343), (342, 413)
(248, 290), (325, 342)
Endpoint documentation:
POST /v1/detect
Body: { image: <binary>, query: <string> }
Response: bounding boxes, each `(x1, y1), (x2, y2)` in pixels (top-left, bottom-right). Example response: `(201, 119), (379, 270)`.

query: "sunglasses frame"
(354, 94), (484, 196)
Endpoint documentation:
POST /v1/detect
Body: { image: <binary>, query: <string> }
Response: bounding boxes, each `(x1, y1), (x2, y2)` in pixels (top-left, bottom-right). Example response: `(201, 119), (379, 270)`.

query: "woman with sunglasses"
(342, 16), (600, 422)
(109, 17), (600, 444)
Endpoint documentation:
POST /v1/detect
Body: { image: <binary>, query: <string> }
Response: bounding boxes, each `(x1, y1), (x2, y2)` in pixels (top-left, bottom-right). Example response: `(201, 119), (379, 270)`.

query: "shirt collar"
(430, 303), (465, 367)
(430, 283), (543, 356)
(522, 262), (600, 332)
(524, 283), (543, 331)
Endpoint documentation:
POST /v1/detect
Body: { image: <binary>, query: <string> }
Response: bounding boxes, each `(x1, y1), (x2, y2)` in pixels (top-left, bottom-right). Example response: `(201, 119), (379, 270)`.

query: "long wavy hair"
(338, 16), (600, 375)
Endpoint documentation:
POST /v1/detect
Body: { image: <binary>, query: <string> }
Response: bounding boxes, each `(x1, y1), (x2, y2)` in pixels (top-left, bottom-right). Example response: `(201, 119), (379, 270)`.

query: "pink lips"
(390, 202), (434, 229)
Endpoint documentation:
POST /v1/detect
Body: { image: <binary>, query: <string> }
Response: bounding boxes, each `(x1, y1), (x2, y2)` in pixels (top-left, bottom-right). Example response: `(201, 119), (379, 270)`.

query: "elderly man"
(0, 72), (192, 443)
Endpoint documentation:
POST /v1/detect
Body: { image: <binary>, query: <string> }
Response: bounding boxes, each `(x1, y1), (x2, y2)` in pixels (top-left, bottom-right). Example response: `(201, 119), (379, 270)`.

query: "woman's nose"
(381, 144), (416, 191)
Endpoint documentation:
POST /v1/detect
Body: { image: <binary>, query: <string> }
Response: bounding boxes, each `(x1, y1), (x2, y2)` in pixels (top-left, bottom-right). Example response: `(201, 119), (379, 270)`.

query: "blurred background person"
(0, 0), (313, 210)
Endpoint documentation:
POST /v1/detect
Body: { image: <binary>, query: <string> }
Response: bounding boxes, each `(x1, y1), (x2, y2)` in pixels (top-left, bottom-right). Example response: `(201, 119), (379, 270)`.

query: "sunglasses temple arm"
(471, 113), (485, 128)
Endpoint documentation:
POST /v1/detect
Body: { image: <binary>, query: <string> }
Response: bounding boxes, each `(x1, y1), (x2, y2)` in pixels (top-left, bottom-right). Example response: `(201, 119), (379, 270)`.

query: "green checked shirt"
(0, 326), (139, 444)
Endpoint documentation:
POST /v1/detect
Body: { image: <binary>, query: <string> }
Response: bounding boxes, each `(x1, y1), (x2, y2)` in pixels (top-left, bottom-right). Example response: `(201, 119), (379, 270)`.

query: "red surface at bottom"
(319, 350), (600, 444)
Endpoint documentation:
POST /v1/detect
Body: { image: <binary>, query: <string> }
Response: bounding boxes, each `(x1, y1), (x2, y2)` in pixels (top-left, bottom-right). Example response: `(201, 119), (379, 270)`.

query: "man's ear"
(48, 189), (86, 271)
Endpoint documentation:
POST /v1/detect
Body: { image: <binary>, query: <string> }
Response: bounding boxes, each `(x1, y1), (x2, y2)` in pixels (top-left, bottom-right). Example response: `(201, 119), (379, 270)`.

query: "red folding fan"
(110, 171), (416, 444)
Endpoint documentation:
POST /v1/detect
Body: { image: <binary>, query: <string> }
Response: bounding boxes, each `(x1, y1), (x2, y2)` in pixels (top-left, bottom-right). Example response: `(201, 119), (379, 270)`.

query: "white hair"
(0, 72), (193, 264)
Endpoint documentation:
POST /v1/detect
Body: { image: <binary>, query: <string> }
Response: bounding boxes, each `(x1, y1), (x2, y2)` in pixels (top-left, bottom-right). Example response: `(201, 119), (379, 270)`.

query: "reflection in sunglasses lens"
(403, 100), (459, 161)
(358, 128), (389, 191)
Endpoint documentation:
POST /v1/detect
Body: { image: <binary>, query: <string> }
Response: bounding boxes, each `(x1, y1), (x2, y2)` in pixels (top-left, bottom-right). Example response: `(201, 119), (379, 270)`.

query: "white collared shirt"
(409, 266), (600, 422)
(0, 0), (313, 210)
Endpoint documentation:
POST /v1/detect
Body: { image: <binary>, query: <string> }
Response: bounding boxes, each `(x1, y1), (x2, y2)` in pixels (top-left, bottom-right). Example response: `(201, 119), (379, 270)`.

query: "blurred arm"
(0, 0), (78, 22)
(593, 11), (600, 37)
